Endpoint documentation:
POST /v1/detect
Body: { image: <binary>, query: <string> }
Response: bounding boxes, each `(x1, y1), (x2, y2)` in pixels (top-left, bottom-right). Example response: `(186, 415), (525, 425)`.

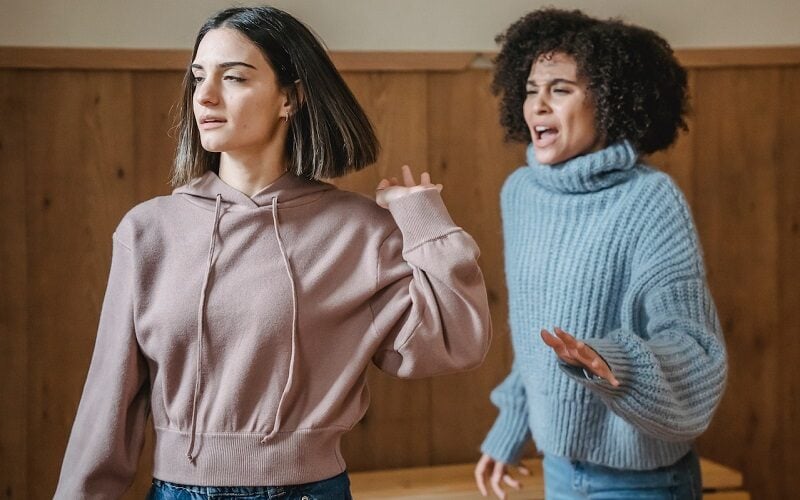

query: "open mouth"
(534, 125), (557, 140)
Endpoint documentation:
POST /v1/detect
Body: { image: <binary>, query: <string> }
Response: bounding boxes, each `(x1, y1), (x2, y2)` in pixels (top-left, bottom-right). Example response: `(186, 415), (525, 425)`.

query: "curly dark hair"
(492, 8), (688, 154)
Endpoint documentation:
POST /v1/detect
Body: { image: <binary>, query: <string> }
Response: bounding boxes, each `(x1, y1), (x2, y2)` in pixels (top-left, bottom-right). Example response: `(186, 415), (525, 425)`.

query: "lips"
(198, 116), (227, 130)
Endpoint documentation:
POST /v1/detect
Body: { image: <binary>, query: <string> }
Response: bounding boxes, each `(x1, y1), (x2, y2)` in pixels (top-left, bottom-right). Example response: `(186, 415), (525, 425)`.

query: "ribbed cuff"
(480, 408), (530, 464)
(580, 335), (638, 397)
(386, 188), (459, 250)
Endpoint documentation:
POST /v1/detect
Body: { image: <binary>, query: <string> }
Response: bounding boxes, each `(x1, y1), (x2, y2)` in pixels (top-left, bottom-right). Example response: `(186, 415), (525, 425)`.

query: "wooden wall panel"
(0, 53), (798, 499)
(0, 70), (29, 500)
(776, 66), (800, 500)
(21, 70), (139, 498)
(131, 72), (183, 200)
(337, 72), (434, 470)
(690, 67), (783, 499)
(426, 70), (525, 464)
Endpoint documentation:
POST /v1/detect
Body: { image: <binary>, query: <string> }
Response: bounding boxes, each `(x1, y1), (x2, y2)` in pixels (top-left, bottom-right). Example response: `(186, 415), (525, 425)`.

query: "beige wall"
(2, 0), (799, 50)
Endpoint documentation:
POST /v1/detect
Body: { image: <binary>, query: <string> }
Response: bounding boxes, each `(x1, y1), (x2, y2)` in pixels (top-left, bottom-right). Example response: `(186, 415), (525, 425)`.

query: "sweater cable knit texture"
(481, 141), (727, 470)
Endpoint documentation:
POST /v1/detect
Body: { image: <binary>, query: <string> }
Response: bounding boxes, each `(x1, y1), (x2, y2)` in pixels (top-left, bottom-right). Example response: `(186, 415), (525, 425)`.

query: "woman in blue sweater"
(474, 9), (727, 499)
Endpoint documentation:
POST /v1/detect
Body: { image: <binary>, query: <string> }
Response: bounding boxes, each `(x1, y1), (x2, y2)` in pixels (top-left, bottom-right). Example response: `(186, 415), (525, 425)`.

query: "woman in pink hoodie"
(55, 6), (491, 499)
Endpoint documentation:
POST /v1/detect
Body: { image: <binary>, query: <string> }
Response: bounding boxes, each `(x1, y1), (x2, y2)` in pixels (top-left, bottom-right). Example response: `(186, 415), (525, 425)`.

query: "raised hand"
(540, 327), (620, 386)
(375, 164), (443, 208)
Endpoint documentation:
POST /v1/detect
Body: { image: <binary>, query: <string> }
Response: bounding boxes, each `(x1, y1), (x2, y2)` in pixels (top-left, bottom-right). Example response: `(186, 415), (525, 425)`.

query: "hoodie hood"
(173, 170), (335, 211)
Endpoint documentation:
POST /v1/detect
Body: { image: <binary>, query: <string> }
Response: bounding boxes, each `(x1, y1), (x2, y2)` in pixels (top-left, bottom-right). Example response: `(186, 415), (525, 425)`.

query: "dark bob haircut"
(493, 8), (688, 155)
(172, 5), (379, 186)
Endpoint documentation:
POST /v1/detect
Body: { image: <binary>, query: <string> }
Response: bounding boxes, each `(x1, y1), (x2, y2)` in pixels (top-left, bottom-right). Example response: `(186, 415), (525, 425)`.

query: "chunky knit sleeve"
(369, 188), (492, 378)
(570, 177), (727, 442)
(480, 366), (531, 464)
(55, 228), (150, 499)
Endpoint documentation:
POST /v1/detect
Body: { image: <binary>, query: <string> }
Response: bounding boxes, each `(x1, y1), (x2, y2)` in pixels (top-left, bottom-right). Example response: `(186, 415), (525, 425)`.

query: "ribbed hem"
(528, 394), (690, 470)
(386, 189), (459, 250)
(153, 427), (346, 486)
(480, 407), (530, 464)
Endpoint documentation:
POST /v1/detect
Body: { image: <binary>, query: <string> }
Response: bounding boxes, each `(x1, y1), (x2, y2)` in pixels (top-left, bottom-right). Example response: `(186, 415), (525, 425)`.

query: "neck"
(218, 144), (288, 197)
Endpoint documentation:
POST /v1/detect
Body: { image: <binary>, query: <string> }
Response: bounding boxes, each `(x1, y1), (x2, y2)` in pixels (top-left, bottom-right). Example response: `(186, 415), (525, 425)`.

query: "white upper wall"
(2, 0), (798, 50)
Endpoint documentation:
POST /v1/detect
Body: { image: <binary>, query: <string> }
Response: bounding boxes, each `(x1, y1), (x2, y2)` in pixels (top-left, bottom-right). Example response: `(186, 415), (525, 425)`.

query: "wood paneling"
(0, 51), (798, 499)
(0, 70), (29, 500)
(776, 66), (800, 500)
(337, 72), (434, 470)
(688, 67), (783, 499)
(426, 70), (524, 464)
(20, 70), (139, 498)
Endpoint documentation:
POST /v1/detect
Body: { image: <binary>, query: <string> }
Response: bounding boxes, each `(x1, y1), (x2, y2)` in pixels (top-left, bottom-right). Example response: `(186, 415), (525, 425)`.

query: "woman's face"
(523, 52), (604, 165)
(191, 28), (289, 156)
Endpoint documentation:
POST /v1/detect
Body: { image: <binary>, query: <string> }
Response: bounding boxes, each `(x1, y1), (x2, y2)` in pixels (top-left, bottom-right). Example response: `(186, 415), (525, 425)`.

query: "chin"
(535, 151), (563, 166)
(199, 140), (226, 153)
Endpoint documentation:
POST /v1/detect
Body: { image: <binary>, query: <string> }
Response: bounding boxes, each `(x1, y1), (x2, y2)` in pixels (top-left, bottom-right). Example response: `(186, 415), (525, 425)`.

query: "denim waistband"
(148, 470), (350, 499)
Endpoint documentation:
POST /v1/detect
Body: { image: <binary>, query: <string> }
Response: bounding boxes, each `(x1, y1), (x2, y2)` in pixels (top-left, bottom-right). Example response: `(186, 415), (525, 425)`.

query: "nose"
(194, 78), (219, 106)
(532, 91), (550, 114)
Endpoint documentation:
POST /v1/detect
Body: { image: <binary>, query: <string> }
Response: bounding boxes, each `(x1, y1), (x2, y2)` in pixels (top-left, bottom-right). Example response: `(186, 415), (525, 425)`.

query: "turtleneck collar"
(524, 141), (639, 194)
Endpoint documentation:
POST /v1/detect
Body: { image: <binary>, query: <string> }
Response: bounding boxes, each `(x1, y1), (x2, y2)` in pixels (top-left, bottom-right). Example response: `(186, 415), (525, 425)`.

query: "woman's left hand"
(375, 165), (443, 208)
(540, 327), (620, 387)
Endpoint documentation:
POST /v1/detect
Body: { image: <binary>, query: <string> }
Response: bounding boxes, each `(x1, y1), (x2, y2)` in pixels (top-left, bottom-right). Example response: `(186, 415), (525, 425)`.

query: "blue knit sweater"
(481, 142), (727, 470)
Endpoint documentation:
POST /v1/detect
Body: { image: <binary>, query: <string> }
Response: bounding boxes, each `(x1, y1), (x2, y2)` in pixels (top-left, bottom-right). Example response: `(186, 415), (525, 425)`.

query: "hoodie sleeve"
(54, 231), (150, 499)
(369, 188), (491, 378)
(560, 180), (727, 442)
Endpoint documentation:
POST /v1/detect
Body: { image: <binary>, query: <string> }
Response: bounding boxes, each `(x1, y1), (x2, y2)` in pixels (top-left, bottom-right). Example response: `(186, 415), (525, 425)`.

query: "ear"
(281, 80), (305, 120)
(281, 80), (306, 117)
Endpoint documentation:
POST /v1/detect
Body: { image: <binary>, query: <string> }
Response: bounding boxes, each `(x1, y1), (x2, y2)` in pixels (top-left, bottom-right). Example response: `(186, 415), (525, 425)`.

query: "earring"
(282, 115), (289, 124)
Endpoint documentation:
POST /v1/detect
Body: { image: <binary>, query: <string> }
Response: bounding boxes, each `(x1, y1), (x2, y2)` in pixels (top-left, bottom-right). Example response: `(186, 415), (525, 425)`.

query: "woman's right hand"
(474, 453), (530, 499)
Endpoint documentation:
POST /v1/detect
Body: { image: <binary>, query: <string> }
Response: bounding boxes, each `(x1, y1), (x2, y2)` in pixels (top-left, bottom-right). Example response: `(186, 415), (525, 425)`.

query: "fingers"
(376, 179), (390, 190)
(401, 165), (416, 187)
(554, 327), (592, 365)
(490, 461), (507, 499)
(474, 455), (490, 497)
(517, 464), (531, 476)
(553, 327), (620, 387)
(540, 328), (562, 348)
(588, 356), (620, 386)
(400, 165), (440, 189)
(502, 473), (521, 490)
(541, 329), (577, 365)
(475, 455), (527, 499)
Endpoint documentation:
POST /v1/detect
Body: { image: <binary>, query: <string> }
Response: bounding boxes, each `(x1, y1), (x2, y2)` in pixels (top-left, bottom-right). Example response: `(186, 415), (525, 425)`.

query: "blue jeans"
(146, 471), (352, 500)
(543, 450), (702, 499)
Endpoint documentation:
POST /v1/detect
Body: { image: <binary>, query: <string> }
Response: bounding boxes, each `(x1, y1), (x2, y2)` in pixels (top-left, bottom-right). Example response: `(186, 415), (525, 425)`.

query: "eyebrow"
(191, 61), (258, 70)
(526, 78), (578, 86)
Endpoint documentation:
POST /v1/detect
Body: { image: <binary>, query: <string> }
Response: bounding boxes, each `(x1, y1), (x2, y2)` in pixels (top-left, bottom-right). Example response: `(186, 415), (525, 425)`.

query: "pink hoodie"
(55, 171), (491, 497)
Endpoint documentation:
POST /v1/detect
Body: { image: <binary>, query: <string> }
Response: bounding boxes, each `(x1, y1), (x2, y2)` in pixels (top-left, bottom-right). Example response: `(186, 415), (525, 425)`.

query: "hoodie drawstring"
(186, 194), (222, 463)
(261, 195), (299, 443)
